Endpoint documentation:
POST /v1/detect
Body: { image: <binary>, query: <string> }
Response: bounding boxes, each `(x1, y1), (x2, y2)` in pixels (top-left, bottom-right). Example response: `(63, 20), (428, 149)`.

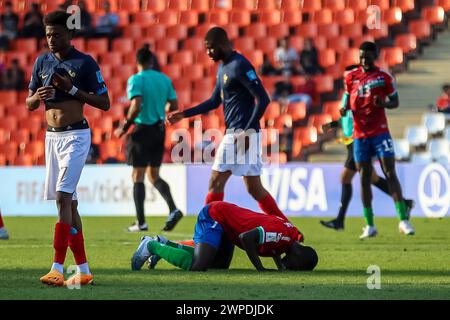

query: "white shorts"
(44, 129), (91, 200)
(212, 132), (263, 176)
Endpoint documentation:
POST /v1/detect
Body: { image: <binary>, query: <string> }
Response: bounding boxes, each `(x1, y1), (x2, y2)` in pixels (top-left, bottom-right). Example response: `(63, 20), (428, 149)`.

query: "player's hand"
(374, 95), (386, 108)
(35, 86), (56, 101)
(114, 127), (126, 139)
(51, 72), (73, 92)
(167, 111), (184, 125)
(339, 107), (347, 117)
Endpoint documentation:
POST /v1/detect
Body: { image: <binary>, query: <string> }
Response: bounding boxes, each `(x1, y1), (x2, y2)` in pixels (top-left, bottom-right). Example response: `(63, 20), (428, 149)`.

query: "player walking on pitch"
(168, 27), (287, 220)
(340, 42), (415, 239)
(26, 11), (110, 286)
(114, 45), (183, 232)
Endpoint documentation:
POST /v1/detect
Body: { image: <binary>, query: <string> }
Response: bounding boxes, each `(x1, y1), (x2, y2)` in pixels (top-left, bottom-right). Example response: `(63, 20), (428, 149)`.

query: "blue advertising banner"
(186, 163), (450, 218)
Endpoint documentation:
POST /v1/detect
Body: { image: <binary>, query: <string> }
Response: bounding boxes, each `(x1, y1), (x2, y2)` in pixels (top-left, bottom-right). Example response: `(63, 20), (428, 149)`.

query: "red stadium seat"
(0, 91), (17, 106)
(281, 0), (300, 10)
(264, 102), (281, 121)
(191, 90), (212, 104)
(156, 38), (178, 54)
(10, 129), (30, 145)
(14, 154), (33, 166)
(326, 64), (344, 80)
(258, 11), (282, 25)
(122, 25), (143, 39)
(347, 0), (368, 11)
(380, 47), (404, 67)
(409, 20), (431, 41)
(257, 0), (278, 10)
(112, 65), (136, 80)
(282, 10), (302, 26)
(173, 79), (191, 92)
(301, 0), (322, 13)
(393, 0), (415, 12)
(201, 114), (220, 130)
(223, 24), (240, 40)
(291, 140), (303, 159)
(318, 48), (337, 68)
(312, 36), (327, 50)
(287, 102), (307, 122)
(274, 114), (293, 130)
(367, 22), (389, 39)
(369, 0), (390, 11)
(423, 6), (446, 25)
(195, 23), (217, 38)
(245, 23), (267, 39)
(383, 7), (403, 25)
(193, 78), (215, 92)
(233, 0), (256, 10)
(5, 52), (27, 67)
(207, 10), (229, 25)
(183, 37), (205, 51)
(99, 141), (120, 162)
(84, 106), (103, 121)
(313, 9), (333, 25)
(234, 37), (255, 52)
(183, 65), (205, 80)
(176, 90), (192, 108)
(308, 114), (333, 134)
(340, 48), (360, 67)
(19, 116), (42, 138)
(179, 11), (199, 27)
(318, 23), (339, 39)
(7, 106), (29, 119)
(323, 101), (342, 121)
(268, 23), (290, 38)
(323, 0), (345, 10)
(196, 51), (214, 66)
(87, 39), (109, 55)
(13, 38), (37, 53)
(295, 23), (318, 39)
(24, 140), (45, 160)
(120, 0), (141, 12)
(294, 127), (317, 146)
(341, 23), (363, 38)
(71, 38), (85, 51)
(256, 38), (277, 55)
(169, 0), (190, 10)
(230, 10), (251, 26)
(111, 38), (134, 53)
(145, 25), (166, 40)
(171, 50), (194, 66)
(167, 25), (189, 40)
(438, 0), (450, 11)
(334, 8), (355, 25)
(162, 64), (182, 79)
(288, 36), (304, 51)
(328, 36), (349, 53)
(242, 50), (264, 68)
(157, 10), (179, 27)
(133, 12), (156, 27)
(313, 74), (334, 93)
(395, 33), (418, 54)
(190, 0), (210, 12)
(0, 141), (18, 164)
(146, 0), (167, 12)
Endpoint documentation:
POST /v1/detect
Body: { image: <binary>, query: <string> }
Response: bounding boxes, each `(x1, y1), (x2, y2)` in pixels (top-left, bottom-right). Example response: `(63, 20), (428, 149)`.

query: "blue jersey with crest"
(184, 51), (270, 131)
(29, 46), (107, 102)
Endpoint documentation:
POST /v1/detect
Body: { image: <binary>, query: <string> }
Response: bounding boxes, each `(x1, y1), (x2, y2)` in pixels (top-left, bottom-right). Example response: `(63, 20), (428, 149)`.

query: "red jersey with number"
(208, 201), (300, 257)
(344, 66), (397, 138)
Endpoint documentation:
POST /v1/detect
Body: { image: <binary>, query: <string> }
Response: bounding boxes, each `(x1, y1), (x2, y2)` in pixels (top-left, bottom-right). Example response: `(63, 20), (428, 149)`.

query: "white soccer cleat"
(131, 236), (155, 271)
(399, 220), (415, 235)
(359, 226), (378, 240)
(127, 223), (148, 233)
(0, 227), (9, 240)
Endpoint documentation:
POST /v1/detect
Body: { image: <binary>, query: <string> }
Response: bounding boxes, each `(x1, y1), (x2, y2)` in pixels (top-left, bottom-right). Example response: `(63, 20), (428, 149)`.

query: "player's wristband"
(122, 119), (133, 132)
(68, 86), (78, 96)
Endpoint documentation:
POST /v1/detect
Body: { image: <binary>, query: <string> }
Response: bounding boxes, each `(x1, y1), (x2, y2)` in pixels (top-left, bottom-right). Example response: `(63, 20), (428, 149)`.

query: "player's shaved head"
(283, 244), (318, 271)
(205, 27), (230, 45)
(359, 41), (378, 54)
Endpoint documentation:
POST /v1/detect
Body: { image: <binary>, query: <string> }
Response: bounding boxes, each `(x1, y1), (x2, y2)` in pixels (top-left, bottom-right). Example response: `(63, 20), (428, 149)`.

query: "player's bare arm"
(114, 96), (142, 138)
(375, 93), (399, 109)
(239, 228), (274, 272)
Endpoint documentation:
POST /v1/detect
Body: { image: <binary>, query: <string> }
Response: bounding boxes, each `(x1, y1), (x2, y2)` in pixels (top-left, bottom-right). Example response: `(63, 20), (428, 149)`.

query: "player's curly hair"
(43, 10), (71, 29)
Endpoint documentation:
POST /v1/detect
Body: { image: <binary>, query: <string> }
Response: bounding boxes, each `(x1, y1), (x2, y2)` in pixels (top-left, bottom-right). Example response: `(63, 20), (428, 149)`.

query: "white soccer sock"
(77, 263), (91, 275)
(51, 263), (64, 274)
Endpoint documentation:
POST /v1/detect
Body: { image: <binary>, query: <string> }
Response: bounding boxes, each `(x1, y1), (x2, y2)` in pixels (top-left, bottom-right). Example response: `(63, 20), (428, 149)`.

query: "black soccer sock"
(336, 183), (352, 223)
(133, 182), (146, 226)
(153, 178), (177, 212)
(372, 177), (390, 195)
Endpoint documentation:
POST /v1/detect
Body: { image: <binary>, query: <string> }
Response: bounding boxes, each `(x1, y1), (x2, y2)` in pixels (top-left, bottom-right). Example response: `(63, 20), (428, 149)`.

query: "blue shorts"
(353, 132), (395, 163)
(193, 205), (224, 249)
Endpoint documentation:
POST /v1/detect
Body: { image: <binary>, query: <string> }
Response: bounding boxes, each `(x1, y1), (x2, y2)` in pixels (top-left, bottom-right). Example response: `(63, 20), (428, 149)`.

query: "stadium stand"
(0, 0), (449, 165)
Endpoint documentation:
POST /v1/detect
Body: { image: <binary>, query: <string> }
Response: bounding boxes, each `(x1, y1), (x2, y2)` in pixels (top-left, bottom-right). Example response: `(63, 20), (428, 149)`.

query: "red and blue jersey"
(207, 201), (300, 257)
(344, 66), (397, 138)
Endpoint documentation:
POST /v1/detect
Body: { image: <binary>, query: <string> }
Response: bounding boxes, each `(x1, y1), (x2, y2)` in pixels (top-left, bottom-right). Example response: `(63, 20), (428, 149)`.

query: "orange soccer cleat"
(40, 269), (65, 286)
(64, 273), (94, 287)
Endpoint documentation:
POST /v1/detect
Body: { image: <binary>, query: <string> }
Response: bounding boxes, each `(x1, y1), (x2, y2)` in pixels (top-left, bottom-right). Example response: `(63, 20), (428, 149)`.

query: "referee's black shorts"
(344, 142), (357, 171)
(126, 121), (165, 168)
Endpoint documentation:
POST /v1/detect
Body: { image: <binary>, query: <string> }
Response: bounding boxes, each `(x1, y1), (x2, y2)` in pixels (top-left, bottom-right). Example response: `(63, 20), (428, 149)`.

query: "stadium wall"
(1, 163), (448, 218)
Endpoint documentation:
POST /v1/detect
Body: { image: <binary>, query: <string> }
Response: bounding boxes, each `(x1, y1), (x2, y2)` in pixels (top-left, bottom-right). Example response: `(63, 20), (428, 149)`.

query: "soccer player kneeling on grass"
(26, 11), (110, 286)
(131, 201), (318, 272)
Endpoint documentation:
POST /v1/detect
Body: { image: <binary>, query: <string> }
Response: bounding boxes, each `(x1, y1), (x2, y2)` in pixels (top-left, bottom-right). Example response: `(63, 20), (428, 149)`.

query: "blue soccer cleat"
(131, 236), (154, 271)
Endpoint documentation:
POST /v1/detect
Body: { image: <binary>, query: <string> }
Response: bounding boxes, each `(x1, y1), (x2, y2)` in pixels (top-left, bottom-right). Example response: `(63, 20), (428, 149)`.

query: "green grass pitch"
(0, 216), (449, 300)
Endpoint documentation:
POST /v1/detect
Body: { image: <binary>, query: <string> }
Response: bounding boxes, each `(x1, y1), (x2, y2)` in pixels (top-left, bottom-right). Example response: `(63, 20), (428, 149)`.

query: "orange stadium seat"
(314, 74), (334, 94)
(100, 64), (112, 79)
(195, 23), (216, 38)
(347, 0), (368, 11)
(323, 0), (345, 10)
(13, 38), (37, 53)
(190, 0), (210, 12)
(71, 38), (86, 51)
(5, 52), (27, 67)
(179, 11), (199, 26)
(423, 6), (446, 25)
(169, 0), (190, 10)
(7, 106), (29, 119)
(287, 102), (307, 122)
(341, 23), (363, 38)
(243, 50), (264, 67)
(146, 25), (166, 40)
(191, 90), (212, 104)
(120, 0), (141, 12)
(328, 36), (349, 53)
(196, 51), (214, 66)
(291, 140), (303, 159)
(223, 24), (240, 40)
(409, 20), (432, 42)
(0, 91), (17, 106)
(369, 0), (390, 11)
(291, 76), (306, 89)
(259, 11), (282, 25)
(19, 116), (42, 138)
(335, 8), (355, 25)
(161, 64), (182, 79)
(0, 141), (18, 164)
(393, 0), (415, 12)
(133, 12), (156, 27)
(282, 10), (302, 25)
(207, 10), (230, 25)
(274, 114), (293, 130)
(182, 64), (204, 80)
(281, 0), (300, 10)
(301, 0), (322, 13)
(268, 23), (290, 38)
(156, 38), (178, 54)
(171, 50), (194, 66)
(380, 47), (404, 67)
(308, 114), (333, 134)
(167, 25), (189, 40)
(112, 65), (136, 80)
(257, 0), (278, 10)
(318, 23), (339, 39)
(367, 22), (389, 39)
(264, 102), (281, 121)
(157, 10), (179, 27)
(319, 48), (337, 68)
(173, 78), (191, 91)
(24, 140), (45, 160)
(383, 7), (403, 25)
(438, 0), (450, 11)
(295, 23), (318, 39)
(313, 9), (333, 25)
(84, 107), (103, 121)
(193, 78), (215, 92)
(99, 141), (120, 162)
(233, 0), (256, 10)
(146, 0), (167, 12)
(10, 129), (30, 145)
(176, 90), (192, 108)
(256, 38), (277, 55)
(395, 33), (418, 55)
(229, 10), (251, 26)
(183, 37), (204, 51)
(245, 23), (267, 38)
(312, 36), (327, 50)
(105, 104), (126, 122)
(112, 38), (134, 53)
(323, 101), (342, 121)
(294, 127), (317, 146)
(340, 48), (360, 67)
(14, 154), (33, 166)
(234, 37), (255, 52)
(87, 39), (109, 55)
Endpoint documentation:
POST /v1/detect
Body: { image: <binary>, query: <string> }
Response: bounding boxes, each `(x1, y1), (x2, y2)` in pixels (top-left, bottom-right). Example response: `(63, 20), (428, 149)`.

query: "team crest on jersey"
(246, 70), (257, 81)
(265, 232), (282, 243)
(223, 74), (228, 84)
